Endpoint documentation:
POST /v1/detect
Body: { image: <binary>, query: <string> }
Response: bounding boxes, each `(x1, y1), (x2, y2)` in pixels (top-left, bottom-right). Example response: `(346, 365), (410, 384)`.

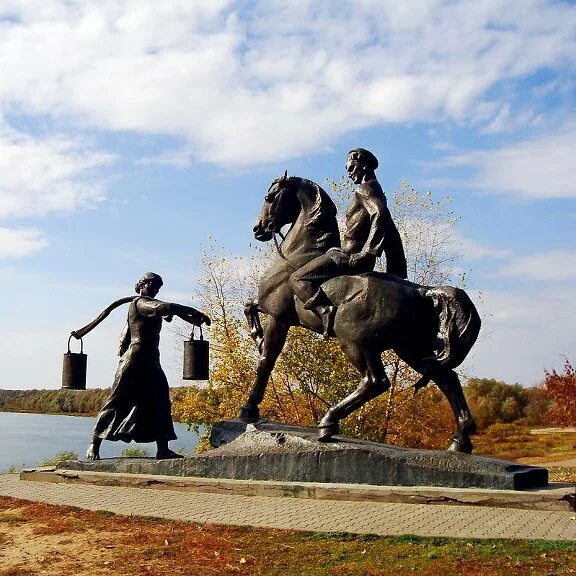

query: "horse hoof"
(446, 437), (473, 454)
(86, 445), (100, 460)
(237, 406), (260, 423)
(317, 422), (339, 442)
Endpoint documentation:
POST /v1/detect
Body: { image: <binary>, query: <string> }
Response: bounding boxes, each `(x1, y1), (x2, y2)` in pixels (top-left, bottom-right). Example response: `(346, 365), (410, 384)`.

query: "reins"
(273, 231), (297, 270)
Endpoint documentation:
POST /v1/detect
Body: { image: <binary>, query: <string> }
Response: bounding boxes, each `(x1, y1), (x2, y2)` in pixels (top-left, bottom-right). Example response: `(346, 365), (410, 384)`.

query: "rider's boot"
(303, 290), (337, 339)
(316, 304), (337, 339)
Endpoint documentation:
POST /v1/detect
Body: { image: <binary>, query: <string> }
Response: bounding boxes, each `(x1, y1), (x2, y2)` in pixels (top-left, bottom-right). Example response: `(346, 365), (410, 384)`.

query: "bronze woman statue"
(79, 272), (210, 460)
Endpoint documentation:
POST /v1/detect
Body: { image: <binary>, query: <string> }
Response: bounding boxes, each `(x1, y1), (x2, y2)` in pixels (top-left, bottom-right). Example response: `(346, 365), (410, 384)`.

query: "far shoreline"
(0, 409), (97, 418)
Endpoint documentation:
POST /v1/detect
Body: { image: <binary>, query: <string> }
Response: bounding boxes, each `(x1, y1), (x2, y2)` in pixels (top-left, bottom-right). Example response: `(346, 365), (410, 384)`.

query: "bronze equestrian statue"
(239, 157), (481, 453)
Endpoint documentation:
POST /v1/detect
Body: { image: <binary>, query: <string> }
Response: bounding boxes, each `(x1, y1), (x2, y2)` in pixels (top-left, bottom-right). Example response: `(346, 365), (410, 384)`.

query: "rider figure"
(289, 148), (407, 337)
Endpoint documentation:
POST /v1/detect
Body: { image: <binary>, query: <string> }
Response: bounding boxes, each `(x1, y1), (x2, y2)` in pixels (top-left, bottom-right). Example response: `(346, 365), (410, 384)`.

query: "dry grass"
(1, 496), (575, 576)
(472, 424), (576, 482)
(473, 424), (576, 461)
(546, 466), (576, 483)
(1, 569), (38, 576)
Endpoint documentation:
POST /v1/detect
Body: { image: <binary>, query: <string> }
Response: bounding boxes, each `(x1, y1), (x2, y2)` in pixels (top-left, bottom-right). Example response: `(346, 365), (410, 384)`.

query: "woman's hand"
(195, 312), (211, 326)
(178, 309), (211, 327)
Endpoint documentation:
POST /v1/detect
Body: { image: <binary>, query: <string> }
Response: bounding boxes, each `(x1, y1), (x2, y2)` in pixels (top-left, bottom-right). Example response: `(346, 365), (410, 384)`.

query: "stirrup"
(320, 305), (337, 339)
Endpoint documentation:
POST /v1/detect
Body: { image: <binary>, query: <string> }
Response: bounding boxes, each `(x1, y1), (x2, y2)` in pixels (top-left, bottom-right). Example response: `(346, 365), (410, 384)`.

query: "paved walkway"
(1, 474), (575, 541)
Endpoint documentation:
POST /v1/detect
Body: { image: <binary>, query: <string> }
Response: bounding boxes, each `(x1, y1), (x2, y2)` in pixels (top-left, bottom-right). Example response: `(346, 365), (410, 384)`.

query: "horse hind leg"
(432, 367), (476, 454)
(318, 344), (390, 442)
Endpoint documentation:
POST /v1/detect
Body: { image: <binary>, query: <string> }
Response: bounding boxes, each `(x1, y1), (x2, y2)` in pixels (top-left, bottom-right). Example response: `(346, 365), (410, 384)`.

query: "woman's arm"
(170, 303), (211, 326)
(118, 322), (131, 356)
(136, 298), (210, 325)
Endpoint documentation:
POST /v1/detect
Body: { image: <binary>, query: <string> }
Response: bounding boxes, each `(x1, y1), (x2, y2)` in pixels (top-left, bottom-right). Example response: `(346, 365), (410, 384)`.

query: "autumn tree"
(464, 378), (527, 429)
(173, 182), (464, 449)
(523, 386), (552, 426)
(544, 359), (576, 426)
(464, 378), (551, 429)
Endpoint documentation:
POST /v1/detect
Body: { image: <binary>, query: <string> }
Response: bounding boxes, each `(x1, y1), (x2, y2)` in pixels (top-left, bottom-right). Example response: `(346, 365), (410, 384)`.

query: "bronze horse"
(239, 175), (481, 453)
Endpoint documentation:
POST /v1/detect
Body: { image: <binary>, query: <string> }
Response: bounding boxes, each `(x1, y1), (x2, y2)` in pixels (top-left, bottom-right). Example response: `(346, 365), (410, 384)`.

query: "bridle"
(266, 180), (296, 269)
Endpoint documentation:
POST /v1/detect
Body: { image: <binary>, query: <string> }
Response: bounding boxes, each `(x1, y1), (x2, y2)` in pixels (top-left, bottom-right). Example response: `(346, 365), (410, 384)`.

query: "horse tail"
(244, 299), (264, 353)
(426, 286), (481, 369)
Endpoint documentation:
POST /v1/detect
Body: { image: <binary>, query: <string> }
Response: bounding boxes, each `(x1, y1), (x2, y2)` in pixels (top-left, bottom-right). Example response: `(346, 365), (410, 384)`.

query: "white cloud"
(500, 250), (576, 280)
(482, 104), (543, 134)
(394, 215), (509, 283)
(0, 0), (574, 166)
(0, 227), (47, 258)
(436, 126), (576, 199)
(0, 123), (115, 218)
(453, 231), (511, 262)
(464, 286), (576, 385)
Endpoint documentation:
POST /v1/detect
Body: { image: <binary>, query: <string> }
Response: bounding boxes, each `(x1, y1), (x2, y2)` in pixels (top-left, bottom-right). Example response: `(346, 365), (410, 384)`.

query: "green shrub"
(38, 451), (79, 466)
(120, 446), (152, 458)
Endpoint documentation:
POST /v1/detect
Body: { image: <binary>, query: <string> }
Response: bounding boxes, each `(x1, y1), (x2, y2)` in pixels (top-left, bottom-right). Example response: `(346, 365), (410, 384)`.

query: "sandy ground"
(530, 428), (576, 435)
(1, 506), (121, 576)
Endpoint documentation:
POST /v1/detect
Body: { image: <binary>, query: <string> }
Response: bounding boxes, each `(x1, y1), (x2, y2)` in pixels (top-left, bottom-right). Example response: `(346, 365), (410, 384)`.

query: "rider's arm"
(170, 303), (211, 326)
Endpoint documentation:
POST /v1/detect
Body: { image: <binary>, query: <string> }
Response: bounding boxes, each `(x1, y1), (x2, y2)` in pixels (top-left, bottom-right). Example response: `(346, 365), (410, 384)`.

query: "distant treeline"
(463, 378), (552, 429)
(0, 388), (189, 417)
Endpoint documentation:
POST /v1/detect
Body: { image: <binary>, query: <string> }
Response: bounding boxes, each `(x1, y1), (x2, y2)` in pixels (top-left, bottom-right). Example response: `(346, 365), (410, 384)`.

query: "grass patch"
(0, 512), (26, 524)
(120, 446), (152, 458)
(1, 465), (23, 474)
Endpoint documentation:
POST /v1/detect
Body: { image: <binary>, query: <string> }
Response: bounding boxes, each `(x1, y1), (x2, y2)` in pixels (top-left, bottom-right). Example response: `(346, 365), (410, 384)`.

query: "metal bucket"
(62, 335), (87, 390)
(183, 326), (209, 380)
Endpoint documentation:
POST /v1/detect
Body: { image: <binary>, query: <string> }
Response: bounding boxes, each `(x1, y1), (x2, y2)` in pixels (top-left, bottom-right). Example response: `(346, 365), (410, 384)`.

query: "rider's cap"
(348, 148), (378, 171)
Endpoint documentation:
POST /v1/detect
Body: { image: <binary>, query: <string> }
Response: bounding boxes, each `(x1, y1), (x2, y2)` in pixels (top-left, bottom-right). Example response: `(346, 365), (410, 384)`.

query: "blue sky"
(1, 0), (575, 391)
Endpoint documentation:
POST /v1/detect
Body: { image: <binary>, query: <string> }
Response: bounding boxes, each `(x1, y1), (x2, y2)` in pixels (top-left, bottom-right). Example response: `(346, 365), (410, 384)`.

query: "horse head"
(253, 172), (301, 242)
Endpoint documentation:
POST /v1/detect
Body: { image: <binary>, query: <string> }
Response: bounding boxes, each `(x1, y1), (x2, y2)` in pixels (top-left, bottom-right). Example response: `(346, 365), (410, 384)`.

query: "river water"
(0, 412), (199, 471)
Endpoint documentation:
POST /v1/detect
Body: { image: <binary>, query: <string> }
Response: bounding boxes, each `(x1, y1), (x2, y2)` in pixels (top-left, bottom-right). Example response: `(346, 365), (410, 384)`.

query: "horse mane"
(287, 176), (339, 252)
(293, 177), (337, 225)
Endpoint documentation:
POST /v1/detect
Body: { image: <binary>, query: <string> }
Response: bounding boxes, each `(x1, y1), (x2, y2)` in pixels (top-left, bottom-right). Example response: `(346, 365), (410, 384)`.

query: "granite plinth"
(21, 468), (574, 511)
(56, 420), (548, 491)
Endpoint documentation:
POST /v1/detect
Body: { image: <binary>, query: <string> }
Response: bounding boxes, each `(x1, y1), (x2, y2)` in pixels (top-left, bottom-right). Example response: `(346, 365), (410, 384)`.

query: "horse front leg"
(433, 367), (476, 454)
(318, 345), (390, 441)
(238, 317), (289, 423)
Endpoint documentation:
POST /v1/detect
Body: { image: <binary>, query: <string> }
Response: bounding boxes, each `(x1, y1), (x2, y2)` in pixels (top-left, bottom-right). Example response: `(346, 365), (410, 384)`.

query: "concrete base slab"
(209, 419), (549, 490)
(53, 420), (548, 490)
(20, 467), (575, 512)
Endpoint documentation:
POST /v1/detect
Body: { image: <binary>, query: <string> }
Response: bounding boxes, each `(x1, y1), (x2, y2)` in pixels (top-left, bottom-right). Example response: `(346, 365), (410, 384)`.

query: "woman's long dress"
(93, 296), (177, 443)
